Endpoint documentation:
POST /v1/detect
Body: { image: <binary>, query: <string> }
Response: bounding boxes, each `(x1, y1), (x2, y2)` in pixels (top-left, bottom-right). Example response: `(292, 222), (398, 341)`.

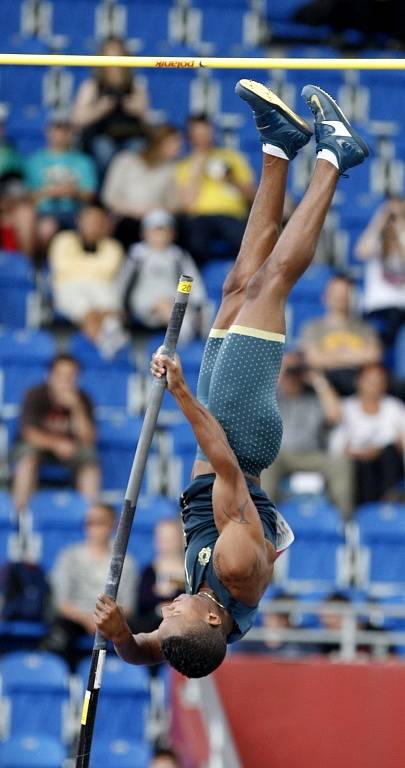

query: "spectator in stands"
(0, 173), (37, 259)
(119, 209), (208, 341)
(330, 363), (405, 505)
(12, 354), (100, 513)
(0, 107), (24, 179)
(300, 274), (382, 395)
(149, 748), (180, 768)
(318, 592), (370, 659)
(45, 502), (136, 669)
(261, 350), (353, 518)
(25, 112), (97, 253)
(239, 594), (313, 657)
(49, 201), (128, 357)
(102, 124), (182, 249)
(72, 36), (150, 180)
(355, 198), (405, 348)
(133, 518), (185, 635)
(176, 113), (255, 265)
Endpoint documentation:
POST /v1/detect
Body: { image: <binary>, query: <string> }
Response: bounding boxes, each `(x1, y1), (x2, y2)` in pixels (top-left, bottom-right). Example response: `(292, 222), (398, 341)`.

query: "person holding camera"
(176, 113), (255, 265)
(355, 197), (405, 349)
(72, 36), (150, 180)
(261, 350), (353, 518)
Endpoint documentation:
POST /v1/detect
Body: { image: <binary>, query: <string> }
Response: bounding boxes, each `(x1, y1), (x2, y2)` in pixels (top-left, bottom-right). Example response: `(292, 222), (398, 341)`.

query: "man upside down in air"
(94, 79), (369, 677)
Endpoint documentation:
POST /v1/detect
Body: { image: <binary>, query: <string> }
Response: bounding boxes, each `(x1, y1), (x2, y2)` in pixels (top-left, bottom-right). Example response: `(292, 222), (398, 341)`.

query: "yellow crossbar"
(0, 53), (404, 69)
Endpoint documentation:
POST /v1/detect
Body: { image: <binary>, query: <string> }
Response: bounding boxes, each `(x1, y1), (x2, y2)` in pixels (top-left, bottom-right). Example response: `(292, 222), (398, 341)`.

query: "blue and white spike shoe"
(301, 84), (369, 174)
(235, 79), (313, 160)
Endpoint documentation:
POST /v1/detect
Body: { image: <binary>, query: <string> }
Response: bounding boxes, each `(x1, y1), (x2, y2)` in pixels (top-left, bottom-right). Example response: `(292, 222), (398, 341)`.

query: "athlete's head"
(157, 593), (227, 678)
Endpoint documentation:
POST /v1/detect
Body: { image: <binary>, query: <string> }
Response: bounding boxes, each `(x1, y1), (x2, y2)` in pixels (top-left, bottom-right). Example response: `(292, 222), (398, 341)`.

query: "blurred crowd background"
(0, 0), (404, 766)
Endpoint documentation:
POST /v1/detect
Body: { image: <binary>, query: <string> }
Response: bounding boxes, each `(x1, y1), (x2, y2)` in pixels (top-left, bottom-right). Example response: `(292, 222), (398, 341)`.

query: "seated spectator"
(132, 518), (184, 635)
(149, 748), (181, 768)
(355, 198), (405, 348)
(176, 113), (255, 265)
(12, 354), (100, 512)
(239, 595), (313, 657)
(49, 201), (127, 357)
(72, 36), (150, 180)
(330, 363), (405, 505)
(319, 592), (369, 659)
(261, 351), (353, 518)
(44, 502), (136, 669)
(0, 107), (24, 178)
(0, 173), (37, 259)
(300, 274), (382, 395)
(102, 124), (181, 249)
(25, 113), (97, 252)
(119, 209), (208, 341)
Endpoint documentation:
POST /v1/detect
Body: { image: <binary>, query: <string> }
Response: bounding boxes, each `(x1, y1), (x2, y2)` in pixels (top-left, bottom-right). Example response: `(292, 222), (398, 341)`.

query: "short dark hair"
(187, 112), (212, 127)
(161, 622), (227, 678)
(152, 747), (179, 765)
(49, 353), (80, 372)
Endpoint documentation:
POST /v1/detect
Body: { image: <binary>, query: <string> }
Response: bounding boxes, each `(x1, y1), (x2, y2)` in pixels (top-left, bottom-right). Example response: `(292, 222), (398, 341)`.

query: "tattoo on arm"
(223, 499), (250, 525)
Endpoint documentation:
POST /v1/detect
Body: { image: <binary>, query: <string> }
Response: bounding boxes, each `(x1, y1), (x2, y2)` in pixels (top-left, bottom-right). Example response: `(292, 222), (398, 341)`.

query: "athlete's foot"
(236, 79), (313, 160)
(301, 84), (369, 174)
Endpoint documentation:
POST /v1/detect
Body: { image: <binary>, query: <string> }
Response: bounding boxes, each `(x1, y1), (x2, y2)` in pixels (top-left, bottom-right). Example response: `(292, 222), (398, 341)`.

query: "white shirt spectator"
(330, 395), (405, 454)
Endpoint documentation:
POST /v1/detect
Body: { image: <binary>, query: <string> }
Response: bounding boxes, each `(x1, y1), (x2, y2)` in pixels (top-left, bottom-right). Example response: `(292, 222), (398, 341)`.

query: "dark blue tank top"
(180, 473), (278, 643)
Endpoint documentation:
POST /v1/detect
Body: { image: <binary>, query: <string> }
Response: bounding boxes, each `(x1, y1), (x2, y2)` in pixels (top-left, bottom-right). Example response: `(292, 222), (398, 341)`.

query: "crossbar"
(0, 53), (405, 69)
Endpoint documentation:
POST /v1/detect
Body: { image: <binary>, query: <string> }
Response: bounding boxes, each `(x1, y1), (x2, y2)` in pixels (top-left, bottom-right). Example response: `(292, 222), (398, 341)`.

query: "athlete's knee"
(222, 263), (252, 298)
(246, 263), (291, 302)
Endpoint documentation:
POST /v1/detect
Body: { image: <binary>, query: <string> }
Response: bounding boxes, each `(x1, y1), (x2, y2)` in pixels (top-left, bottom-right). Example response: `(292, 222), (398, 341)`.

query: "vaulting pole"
(75, 276), (193, 768)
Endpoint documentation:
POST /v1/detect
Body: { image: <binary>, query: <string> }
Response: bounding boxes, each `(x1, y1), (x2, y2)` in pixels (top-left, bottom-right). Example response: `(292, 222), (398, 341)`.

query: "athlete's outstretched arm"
(151, 353), (270, 603)
(152, 352), (243, 481)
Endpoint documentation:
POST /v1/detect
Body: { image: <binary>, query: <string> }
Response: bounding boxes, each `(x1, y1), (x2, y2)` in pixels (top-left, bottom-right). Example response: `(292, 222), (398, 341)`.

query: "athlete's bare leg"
(233, 82), (369, 337)
(212, 155), (288, 331)
(234, 159), (338, 334)
(212, 83), (312, 331)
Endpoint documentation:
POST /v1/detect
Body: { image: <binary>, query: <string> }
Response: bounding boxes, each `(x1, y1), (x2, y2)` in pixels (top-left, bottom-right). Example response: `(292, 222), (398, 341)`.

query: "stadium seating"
(90, 738), (151, 768)
(274, 496), (351, 592)
(127, 494), (178, 567)
(78, 656), (151, 742)
(0, 253), (39, 328)
(0, 735), (66, 768)
(354, 502), (405, 596)
(0, 651), (71, 740)
(28, 490), (88, 571)
(0, 491), (18, 563)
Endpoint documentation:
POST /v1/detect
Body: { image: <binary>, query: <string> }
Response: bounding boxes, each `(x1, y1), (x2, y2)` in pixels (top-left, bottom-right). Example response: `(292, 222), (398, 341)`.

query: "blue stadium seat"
(68, 332), (134, 371)
(125, 2), (171, 52)
(0, 329), (55, 366)
(128, 494), (178, 567)
(286, 299), (325, 342)
(275, 496), (350, 592)
(90, 739), (151, 768)
(0, 735), (66, 768)
(393, 325), (405, 378)
(354, 502), (405, 596)
(202, 260), (233, 302)
(197, 6), (246, 53)
(29, 490), (88, 571)
(0, 652), (70, 740)
(145, 70), (193, 124)
(0, 491), (17, 562)
(1, 364), (46, 408)
(97, 414), (146, 492)
(78, 656), (150, 742)
(0, 253), (38, 328)
(79, 367), (135, 411)
(264, 0), (309, 21)
(289, 263), (333, 302)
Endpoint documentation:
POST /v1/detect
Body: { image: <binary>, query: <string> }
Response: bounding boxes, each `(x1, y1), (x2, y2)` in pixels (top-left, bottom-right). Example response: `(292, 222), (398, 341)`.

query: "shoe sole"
(237, 79), (313, 137)
(303, 84), (370, 158)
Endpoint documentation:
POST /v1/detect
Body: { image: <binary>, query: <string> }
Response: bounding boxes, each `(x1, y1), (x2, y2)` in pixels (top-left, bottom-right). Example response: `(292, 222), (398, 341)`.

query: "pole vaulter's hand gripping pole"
(75, 275), (193, 768)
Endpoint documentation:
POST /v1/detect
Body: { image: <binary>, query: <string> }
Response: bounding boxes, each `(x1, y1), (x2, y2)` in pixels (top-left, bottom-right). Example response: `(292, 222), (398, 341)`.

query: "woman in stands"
(72, 36), (150, 180)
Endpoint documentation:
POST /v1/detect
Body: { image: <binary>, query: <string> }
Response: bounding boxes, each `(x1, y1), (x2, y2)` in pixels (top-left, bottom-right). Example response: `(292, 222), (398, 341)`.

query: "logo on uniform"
(198, 546), (212, 566)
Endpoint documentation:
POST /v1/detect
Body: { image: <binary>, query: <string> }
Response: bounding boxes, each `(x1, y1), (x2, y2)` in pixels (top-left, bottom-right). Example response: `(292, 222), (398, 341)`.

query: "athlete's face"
(157, 593), (220, 642)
